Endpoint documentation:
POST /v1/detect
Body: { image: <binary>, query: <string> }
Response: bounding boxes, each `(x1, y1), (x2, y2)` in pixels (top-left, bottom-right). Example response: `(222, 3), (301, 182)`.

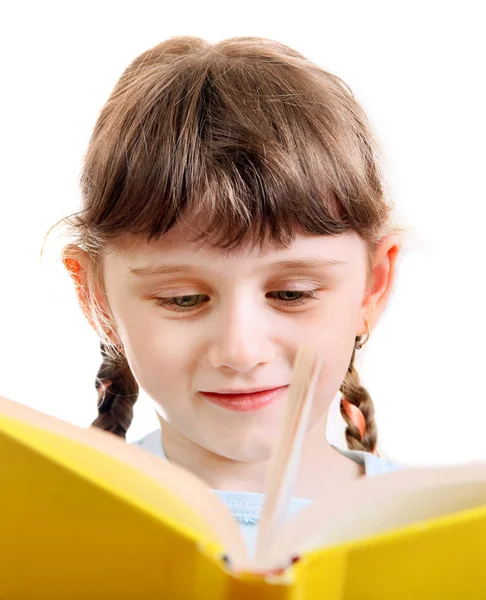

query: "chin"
(211, 428), (278, 463)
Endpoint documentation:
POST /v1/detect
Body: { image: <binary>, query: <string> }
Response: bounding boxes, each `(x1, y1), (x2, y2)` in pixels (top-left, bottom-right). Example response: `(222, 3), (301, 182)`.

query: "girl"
(61, 35), (401, 551)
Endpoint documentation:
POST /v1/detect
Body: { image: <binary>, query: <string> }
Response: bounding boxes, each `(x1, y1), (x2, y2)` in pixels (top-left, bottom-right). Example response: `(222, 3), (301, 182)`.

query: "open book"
(1, 347), (486, 599)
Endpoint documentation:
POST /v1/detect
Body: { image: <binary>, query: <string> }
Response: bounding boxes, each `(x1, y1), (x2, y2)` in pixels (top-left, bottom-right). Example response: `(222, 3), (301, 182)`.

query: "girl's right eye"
(153, 294), (209, 312)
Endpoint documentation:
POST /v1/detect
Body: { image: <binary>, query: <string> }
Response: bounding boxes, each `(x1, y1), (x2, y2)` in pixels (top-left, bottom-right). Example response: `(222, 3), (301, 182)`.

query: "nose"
(207, 303), (276, 373)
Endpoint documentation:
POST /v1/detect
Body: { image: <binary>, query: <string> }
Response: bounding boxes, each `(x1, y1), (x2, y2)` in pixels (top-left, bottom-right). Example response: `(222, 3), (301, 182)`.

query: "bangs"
(76, 37), (389, 254)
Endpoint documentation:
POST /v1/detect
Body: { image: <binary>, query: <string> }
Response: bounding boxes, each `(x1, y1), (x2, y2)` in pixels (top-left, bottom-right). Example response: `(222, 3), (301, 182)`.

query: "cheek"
(304, 294), (361, 418)
(305, 289), (361, 351)
(306, 338), (355, 429)
(111, 299), (195, 392)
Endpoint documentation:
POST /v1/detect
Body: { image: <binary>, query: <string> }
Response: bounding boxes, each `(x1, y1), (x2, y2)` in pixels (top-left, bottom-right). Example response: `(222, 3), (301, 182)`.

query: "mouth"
(199, 385), (289, 412)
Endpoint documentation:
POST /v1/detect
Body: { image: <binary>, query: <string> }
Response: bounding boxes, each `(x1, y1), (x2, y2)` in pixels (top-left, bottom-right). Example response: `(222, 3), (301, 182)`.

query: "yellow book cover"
(1, 348), (486, 599)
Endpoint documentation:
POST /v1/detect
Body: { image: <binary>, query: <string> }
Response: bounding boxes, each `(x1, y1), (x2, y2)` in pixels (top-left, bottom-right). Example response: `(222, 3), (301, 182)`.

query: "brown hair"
(60, 35), (395, 451)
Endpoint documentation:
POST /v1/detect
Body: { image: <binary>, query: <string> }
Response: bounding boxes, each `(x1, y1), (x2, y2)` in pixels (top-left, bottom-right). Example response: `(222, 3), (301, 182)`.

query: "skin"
(68, 220), (400, 496)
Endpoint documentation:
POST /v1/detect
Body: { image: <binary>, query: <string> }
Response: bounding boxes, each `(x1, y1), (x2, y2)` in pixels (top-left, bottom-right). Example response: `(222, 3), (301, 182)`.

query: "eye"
(154, 294), (209, 312)
(266, 290), (318, 304)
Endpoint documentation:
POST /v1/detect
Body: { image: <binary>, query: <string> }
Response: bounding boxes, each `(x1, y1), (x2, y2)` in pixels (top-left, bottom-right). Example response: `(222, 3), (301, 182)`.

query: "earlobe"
(355, 319), (371, 349)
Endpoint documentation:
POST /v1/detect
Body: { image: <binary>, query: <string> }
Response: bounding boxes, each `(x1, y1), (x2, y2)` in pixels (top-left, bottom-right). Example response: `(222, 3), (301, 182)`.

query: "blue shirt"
(131, 428), (400, 554)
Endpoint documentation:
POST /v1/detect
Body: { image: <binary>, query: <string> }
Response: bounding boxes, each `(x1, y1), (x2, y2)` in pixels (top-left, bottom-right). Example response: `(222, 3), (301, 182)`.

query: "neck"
(158, 414), (364, 497)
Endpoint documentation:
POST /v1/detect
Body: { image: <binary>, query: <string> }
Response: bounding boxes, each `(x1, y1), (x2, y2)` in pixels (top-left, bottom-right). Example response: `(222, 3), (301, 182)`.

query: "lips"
(199, 385), (288, 412)
(205, 386), (283, 394)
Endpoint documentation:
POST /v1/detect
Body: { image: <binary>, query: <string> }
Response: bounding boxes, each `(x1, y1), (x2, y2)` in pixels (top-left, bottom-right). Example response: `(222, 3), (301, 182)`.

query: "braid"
(92, 342), (139, 439)
(339, 340), (377, 453)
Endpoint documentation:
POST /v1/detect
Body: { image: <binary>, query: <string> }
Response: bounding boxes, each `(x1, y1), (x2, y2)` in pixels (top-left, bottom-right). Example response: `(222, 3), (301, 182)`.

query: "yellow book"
(1, 348), (486, 599)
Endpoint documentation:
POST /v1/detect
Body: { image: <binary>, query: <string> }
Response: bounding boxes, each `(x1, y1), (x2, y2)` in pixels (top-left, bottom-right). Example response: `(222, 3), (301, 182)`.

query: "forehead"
(104, 225), (367, 276)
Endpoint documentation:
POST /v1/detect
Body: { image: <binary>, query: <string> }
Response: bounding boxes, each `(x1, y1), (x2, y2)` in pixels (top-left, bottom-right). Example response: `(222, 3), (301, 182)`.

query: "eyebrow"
(128, 258), (346, 278)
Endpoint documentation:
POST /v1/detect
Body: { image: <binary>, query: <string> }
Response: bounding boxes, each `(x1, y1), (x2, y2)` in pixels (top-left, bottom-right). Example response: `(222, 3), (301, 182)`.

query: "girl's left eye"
(266, 290), (318, 304)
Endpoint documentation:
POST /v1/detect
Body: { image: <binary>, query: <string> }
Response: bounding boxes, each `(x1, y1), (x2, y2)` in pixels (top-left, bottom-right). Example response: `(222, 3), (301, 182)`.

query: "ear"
(63, 247), (119, 344)
(359, 234), (401, 333)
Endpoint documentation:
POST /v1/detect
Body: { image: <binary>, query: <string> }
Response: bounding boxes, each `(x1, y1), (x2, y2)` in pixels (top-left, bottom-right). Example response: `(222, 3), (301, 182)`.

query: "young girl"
(61, 35), (401, 552)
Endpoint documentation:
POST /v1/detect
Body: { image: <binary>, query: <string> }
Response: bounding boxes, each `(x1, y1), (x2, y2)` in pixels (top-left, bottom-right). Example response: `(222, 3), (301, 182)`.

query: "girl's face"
(99, 223), (391, 462)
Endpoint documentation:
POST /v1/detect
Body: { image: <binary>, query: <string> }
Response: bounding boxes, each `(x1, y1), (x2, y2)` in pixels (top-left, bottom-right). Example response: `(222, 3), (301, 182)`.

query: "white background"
(0, 1), (484, 465)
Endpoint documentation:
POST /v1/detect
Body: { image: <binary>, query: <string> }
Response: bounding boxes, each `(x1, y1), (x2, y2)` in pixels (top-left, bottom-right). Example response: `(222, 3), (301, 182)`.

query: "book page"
(265, 461), (486, 568)
(254, 346), (321, 565)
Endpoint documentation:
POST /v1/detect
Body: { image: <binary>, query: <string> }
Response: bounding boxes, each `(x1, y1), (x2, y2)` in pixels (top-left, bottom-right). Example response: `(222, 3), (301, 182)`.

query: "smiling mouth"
(199, 386), (289, 412)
